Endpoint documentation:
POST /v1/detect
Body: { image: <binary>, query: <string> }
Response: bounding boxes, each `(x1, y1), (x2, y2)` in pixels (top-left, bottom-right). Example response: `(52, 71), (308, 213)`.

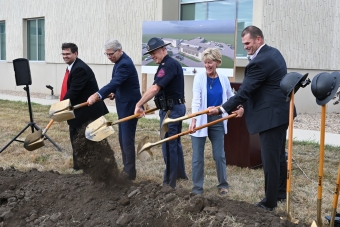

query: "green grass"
(1, 99), (340, 225)
(221, 55), (234, 68)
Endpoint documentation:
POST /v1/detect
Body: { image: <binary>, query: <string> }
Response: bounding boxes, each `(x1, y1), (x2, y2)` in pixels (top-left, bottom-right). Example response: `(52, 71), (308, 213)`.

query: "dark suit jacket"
(63, 58), (108, 128)
(98, 52), (141, 118)
(222, 44), (290, 134)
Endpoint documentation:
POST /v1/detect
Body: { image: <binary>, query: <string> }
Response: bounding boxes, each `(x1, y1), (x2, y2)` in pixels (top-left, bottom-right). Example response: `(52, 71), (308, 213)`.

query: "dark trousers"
(69, 126), (80, 170)
(259, 123), (288, 208)
(159, 104), (187, 188)
(118, 118), (138, 180)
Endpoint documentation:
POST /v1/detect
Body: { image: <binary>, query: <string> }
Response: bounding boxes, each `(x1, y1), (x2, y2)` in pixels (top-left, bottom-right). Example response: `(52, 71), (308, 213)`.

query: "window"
(0, 22), (5, 60)
(181, 0), (253, 57)
(27, 18), (45, 61)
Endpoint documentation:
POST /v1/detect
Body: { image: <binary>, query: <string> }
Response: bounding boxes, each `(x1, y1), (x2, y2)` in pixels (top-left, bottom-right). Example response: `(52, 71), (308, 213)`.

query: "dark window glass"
(27, 18), (45, 61)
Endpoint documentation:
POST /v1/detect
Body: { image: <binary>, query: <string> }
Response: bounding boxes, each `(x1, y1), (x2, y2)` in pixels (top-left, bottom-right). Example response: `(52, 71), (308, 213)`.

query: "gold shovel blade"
(137, 149), (153, 161)
(49, 99), (71, 116)
(24, 129), (44, 151)
(49, 99), (75, 122)
(137, 136), (149, 152)
(85, 116), (115, 141)
(136, 136), (153, 161)
(160, 110), (171, 139)
(50, 110), (75, 122)
(24, 138), (45, 151)
(137, 142), (154, 161)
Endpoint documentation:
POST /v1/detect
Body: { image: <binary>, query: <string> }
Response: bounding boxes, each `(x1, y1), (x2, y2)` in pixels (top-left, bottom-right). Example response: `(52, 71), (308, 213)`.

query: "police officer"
(134, 37), (188, 188)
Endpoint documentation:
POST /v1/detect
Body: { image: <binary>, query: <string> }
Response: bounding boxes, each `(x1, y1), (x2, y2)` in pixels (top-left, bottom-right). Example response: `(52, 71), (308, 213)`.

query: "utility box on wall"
(224, 82), (262, 168)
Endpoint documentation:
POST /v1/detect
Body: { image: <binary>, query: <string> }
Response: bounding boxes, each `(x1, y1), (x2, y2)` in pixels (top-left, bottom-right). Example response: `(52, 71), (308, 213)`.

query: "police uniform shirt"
(153, 55), (184, 99)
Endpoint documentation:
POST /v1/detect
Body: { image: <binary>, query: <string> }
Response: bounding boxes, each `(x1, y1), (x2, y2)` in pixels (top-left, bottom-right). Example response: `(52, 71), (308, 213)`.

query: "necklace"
(209, 77), (215, 89)
(208, 74), (217, 89)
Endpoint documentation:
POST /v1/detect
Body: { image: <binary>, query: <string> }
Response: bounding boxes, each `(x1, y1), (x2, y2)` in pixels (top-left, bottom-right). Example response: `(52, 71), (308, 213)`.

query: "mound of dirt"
(0, 125), (309, 226)
(0, 168), (311, 227)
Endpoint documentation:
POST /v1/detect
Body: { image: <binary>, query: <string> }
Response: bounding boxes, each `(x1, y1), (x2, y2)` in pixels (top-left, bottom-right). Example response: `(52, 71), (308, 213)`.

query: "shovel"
(327, 163), (340, 227)
(137, 113), (237, 161)
(311, 104), (327, 227)
(160, 106), (220, 139)
(136, 135), (151, 162)
(285, 91), (299, 224)
(49, 99), (90, 122)
(23, 119), (54, 151)
(85, 107), (158, 141)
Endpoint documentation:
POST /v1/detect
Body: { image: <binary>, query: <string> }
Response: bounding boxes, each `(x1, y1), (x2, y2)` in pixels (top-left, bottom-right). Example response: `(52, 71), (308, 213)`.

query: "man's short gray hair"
(105, 39), (122, 51)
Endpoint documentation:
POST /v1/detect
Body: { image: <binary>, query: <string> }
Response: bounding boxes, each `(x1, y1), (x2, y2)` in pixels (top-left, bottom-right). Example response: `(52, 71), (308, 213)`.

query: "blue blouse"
(207, 76), (222, 107)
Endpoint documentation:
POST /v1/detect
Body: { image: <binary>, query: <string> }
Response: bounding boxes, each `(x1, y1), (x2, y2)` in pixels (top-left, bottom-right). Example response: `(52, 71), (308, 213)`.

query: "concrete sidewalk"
(1, 93), (340, 147)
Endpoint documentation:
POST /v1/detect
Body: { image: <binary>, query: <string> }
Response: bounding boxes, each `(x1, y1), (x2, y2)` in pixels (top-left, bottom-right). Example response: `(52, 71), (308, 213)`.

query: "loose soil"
(0, 129), (310, 227)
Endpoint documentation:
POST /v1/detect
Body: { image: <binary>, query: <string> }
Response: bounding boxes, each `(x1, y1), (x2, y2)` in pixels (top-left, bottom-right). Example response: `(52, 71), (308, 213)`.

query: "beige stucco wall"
(0, 0), (184, 106)
(2, 0), (165, 64)
(233, 0), (340, 113)
(263, 0), (340, 113)
(261, 0), (340, 70)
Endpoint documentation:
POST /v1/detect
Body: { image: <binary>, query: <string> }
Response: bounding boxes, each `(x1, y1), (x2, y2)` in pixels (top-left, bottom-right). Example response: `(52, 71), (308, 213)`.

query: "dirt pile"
(72, 124), (121, 184)
(0, 125), (310, 226)
(0, 166), (310, 227)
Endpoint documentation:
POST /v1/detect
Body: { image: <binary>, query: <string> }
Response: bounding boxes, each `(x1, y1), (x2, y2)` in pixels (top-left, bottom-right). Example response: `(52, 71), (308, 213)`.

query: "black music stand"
(0, 58), (62, 153)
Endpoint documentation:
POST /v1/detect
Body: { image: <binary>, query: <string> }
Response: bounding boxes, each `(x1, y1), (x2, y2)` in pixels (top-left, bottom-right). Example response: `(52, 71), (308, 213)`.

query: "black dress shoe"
(277, 198), (286, 203)
(120, 171), (135, 181)
(254, 202), (274, 211)
(177, 176), (189, 180)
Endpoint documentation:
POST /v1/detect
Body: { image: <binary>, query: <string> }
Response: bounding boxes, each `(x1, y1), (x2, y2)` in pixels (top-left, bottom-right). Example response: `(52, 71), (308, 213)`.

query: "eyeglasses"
(61, 53), (73, 56)
(104, 50), (117, 57)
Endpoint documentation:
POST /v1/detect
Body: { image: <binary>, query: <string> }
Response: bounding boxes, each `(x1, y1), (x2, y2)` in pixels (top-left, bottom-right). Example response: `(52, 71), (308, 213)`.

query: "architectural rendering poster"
(141, 20), (235, 76)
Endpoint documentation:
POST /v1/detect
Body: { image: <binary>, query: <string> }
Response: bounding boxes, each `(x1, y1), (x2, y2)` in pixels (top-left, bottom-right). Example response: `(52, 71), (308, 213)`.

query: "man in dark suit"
(60, 43), (109, 170)
(87, 39), (141, 180)
(210, 26), (289, 211)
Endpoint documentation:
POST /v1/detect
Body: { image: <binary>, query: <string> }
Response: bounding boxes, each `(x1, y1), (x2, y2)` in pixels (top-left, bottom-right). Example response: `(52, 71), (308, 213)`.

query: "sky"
(143, 20), (236, 34)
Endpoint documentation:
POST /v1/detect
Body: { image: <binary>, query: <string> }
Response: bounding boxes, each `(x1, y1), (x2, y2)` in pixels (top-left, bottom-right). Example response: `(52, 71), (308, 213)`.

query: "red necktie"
(60, 68), (69, 101)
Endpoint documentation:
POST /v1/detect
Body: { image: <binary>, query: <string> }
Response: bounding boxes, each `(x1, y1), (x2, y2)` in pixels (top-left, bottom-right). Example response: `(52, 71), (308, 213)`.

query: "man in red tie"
(60, 68), (69, 101)
(60, 43), (108, 170)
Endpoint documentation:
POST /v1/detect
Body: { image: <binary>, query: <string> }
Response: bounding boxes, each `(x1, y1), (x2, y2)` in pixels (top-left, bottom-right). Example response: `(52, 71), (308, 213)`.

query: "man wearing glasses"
(60, 43), (108, 171)
(87, 39), (141, 181)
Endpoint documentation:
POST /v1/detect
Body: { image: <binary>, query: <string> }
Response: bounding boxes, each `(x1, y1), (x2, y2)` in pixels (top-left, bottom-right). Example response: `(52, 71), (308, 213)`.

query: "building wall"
(1, 0), (164, 64)
(262, 0), (340, 71)
(232, 0), (340, 113)
(262, 0), (340, 113)
(0, 0), (182, 104)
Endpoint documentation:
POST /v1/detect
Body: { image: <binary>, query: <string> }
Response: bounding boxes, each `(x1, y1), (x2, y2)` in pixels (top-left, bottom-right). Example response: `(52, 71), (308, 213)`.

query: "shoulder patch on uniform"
(157, 68), (166, 77)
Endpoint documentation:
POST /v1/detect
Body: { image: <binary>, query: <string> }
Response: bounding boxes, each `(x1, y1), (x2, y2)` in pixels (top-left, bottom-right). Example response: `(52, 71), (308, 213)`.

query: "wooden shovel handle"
(332, 163), (340, 209)
(188, 106), (220, 118)
(116, 107), (158, 124)
(172, 106), (221, 122)
(317, 105), (326, 199)
(316, 104), (326, 226)
(167, 113), (237, 141)
(42, 119), (55, 135)
(73, 102), (90, 110)
(330, 163), (340, 227)
(286, 92), (294, 193)
(141, 113), (237, 152)
(145, 107), (158, 114)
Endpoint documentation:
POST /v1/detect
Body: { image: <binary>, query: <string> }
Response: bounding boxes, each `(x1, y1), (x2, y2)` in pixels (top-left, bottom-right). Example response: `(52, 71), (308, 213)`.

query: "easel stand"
(0, 85), (62, 153)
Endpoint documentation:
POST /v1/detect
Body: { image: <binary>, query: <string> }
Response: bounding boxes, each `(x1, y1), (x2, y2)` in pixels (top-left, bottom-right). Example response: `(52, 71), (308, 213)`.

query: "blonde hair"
(201, 48), (222, 64)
